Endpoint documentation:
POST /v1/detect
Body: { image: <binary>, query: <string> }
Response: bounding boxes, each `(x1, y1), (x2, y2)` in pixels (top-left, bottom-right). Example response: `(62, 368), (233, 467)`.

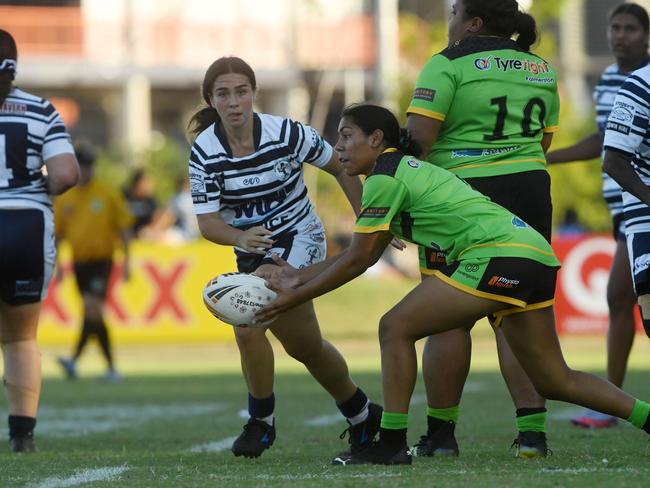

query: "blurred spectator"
(159, 177), (200, 242)
(557, 208), (585, 237)
(123, 169), (162, 239)
(54, 144), (133, 382)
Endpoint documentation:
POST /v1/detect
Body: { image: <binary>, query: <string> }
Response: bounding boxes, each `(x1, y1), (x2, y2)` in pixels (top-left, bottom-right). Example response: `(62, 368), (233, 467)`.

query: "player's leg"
(414, 328), (468, 457)
(0, 208), (51, 453)
(500, 307), (650, 433)
(474, 172), (551, 455)
(58, 262), (92, 379)
(346, 273), (505, 465)
(230, 325), (276, 458)
(494, 329), (549, 457)
(86, 261), (118, 381)
(270, 301), (382, 462)
(0, 301), (41, 453)
(572, 235), (635, 428)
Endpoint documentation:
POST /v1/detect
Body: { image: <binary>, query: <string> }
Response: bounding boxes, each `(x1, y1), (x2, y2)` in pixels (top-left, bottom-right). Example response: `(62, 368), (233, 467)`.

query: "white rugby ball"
(202, 272), (277, 327)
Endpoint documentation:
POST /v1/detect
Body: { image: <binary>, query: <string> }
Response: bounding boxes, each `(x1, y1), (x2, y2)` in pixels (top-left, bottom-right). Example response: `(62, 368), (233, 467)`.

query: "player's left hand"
(254, 288), (301, 323)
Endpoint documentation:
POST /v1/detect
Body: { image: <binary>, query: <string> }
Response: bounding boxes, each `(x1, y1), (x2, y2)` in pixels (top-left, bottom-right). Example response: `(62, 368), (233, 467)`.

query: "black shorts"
(73, 260), (113, 298)
(0, 208), (50, 305)
(424, 256), (558, 326)
(466, 170), (552, 242)
(419, 170), (553, 275)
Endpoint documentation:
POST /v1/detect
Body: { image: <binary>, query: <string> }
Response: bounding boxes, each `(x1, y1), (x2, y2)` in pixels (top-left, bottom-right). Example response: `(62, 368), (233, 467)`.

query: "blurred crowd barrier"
(36, 235), (643, 346)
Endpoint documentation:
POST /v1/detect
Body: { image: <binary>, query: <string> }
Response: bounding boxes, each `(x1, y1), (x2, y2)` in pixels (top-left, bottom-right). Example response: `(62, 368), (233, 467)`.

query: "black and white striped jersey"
(595, 61), (650, 217)
(603, 64), (650, 183)
(0, 88), (74, 212)
(189, 113), (332, 239)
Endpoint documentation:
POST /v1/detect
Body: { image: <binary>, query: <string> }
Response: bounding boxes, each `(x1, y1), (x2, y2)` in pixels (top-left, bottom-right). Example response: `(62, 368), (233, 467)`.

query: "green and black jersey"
(407, 37), (560, 179)
(354, 150), (559, 267)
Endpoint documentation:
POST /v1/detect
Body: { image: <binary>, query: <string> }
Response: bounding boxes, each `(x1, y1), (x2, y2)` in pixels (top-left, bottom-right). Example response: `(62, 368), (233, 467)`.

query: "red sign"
(553, 235), (641, 334)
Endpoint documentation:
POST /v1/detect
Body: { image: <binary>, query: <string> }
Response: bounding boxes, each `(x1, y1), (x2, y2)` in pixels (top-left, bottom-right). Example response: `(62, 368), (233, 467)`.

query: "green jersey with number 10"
(407, 37), (560, 179)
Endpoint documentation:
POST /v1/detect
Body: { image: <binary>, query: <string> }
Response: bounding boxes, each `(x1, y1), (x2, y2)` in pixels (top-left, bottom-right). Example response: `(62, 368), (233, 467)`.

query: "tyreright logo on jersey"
(474, 56), (493, 70)
(474, 56), (549, 75)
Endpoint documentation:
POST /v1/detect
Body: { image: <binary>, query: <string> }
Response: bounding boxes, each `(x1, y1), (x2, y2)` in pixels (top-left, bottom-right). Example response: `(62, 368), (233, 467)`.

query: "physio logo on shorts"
(487, 275), (520, 289)
(634, 253), (650, 276)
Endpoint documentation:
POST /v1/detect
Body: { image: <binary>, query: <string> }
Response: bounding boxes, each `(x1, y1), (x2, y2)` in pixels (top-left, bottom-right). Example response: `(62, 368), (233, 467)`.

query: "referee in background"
(55, 145), (133, 382)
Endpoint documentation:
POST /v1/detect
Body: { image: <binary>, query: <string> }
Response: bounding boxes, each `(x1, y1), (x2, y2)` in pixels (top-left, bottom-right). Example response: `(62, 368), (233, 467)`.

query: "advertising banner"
(39, 241), (237, 345)
(553, 234), (641, 334)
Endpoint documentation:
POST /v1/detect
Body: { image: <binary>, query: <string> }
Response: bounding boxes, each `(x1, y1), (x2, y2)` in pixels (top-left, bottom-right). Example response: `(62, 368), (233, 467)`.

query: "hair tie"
(0, 58), (16, 79)
(399, 129), (412, 148)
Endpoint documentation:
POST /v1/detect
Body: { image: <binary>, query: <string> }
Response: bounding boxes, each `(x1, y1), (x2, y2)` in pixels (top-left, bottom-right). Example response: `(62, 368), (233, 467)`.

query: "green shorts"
(419, 249), (558, 325)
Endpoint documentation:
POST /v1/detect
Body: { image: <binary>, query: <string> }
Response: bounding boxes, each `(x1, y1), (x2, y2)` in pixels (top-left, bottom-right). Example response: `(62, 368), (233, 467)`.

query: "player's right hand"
(235, 226), (274, 255)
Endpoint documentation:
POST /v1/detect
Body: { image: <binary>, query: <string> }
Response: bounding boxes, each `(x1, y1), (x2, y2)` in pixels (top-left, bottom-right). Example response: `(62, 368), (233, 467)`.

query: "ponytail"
(514, 11), (538, 51)
(188, 106), (220, 136)
(398, 129), (423, 158)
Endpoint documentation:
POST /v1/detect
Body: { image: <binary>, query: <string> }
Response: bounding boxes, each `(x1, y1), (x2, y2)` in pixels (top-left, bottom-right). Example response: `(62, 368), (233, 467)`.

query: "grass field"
(2, 277), (650, 487)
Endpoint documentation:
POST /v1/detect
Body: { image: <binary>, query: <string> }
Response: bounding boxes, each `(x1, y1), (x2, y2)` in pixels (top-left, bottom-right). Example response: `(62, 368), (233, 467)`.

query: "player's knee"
(378, 312), (401, 346)
(234, 326), (266, 349)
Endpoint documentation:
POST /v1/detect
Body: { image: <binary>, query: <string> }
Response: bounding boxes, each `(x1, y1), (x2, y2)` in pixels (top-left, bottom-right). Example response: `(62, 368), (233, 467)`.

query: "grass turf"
(1, 342), (650, 487)
(2, 276), (650, 487)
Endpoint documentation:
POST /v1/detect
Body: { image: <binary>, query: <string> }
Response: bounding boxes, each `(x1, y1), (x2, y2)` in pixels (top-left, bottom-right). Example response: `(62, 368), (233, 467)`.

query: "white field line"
(188, 436), (238, 453)
(27, 466), (129, 488)
(27, 403), (228, 438)
(210, 472), (403, 481)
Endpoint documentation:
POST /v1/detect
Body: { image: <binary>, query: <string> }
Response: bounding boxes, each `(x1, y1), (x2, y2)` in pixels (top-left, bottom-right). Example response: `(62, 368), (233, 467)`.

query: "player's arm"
(320, 151), (363, 215)
(197, 212), (272, 255)
(256, 230), (393, 321)
(407, 114), (442, 157)
(603, 149), (650, 206)
(44, 153), (79, 195)
(546, 132), (603, 164)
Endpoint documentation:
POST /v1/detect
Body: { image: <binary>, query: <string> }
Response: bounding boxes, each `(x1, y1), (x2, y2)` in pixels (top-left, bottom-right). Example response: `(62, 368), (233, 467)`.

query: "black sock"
(8, 415), (36, 439)
(94, 318), (114, 368)
(427, 416), (452, 435)
(336, 387), (368, 419)
(379, 427), (407, 445)
(248, 393), (275, 419)
(516, 407), (547, 417)
(73, 318), (93, 359)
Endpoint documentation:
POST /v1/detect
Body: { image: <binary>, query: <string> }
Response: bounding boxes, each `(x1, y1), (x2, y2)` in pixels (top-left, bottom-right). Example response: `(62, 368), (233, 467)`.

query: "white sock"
(347, 401), (369, 426)
(257, 414), (274, 426)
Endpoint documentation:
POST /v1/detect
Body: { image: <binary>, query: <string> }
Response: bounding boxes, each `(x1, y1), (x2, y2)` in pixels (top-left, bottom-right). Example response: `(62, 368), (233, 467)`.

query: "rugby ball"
(202, 272), (277, 327)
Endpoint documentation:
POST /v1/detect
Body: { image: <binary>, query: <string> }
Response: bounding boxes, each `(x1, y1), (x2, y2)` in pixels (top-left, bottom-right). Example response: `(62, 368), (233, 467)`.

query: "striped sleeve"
(293, 121), (332, 168)
(603, 72), (650, 156)
(189, 137), (221, 215)
(41, 101), (74, 160)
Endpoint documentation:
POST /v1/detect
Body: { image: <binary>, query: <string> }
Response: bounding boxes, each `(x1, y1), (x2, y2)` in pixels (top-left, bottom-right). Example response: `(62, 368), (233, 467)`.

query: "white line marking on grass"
(238, 409), (248, 419)
(548, 408), (584, 420)
(27, 466), (129, 488)
(463, 381), (485, 393)
(211, 472), (402, 481)
(304, 414), (342, 427)
(188, 436), (237, 453)
(31, 403), (228, 438)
